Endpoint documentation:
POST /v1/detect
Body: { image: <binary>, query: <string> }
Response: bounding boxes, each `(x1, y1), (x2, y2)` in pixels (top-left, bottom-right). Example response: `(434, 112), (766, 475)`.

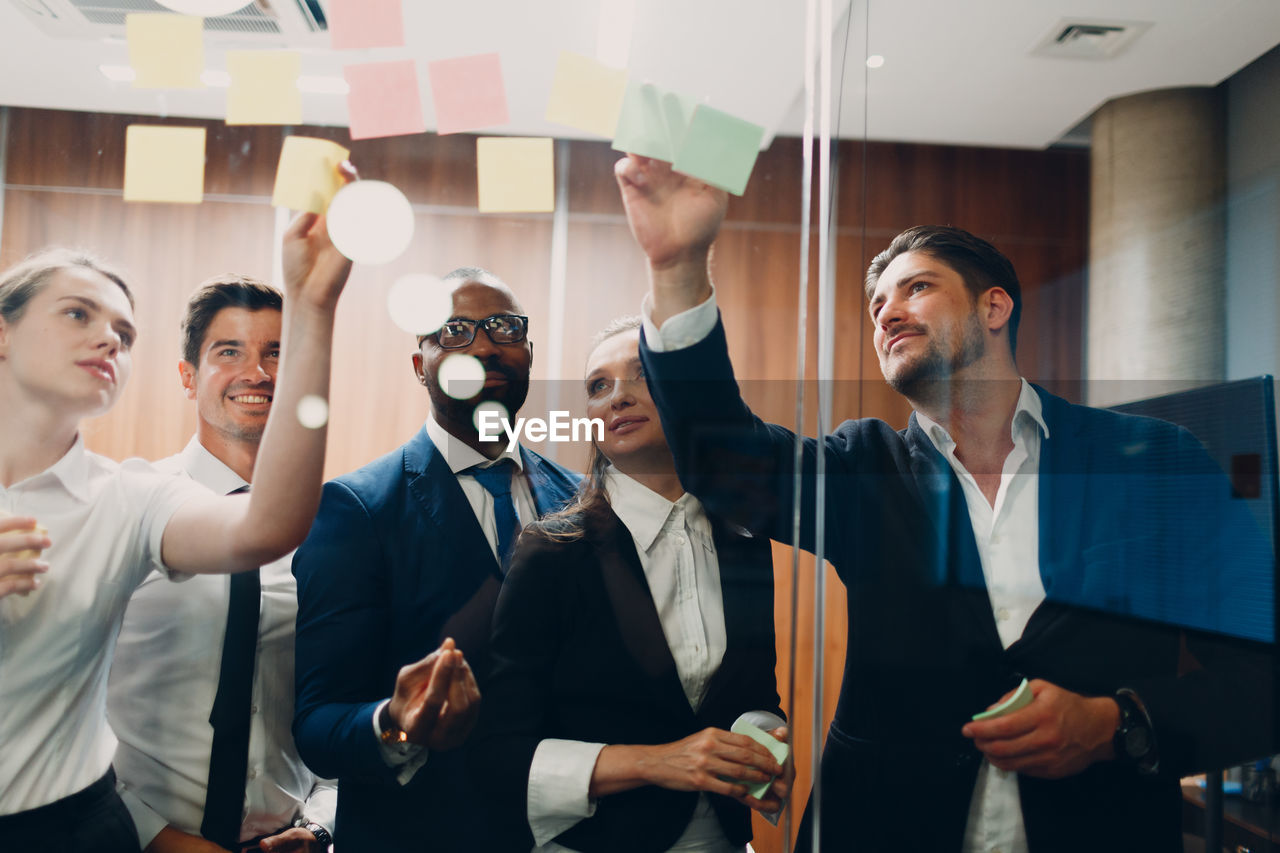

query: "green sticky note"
(730, 719), (789, 799)
(611, 80), (697, 163)
(971, 678), (1033, 721)
(672, 104), (766, 196)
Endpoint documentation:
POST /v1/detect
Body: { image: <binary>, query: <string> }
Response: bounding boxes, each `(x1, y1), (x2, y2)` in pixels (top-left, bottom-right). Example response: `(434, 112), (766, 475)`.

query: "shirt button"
(674, 536), (686, 546)
(996, 607), (1010, 621)
(250, 704), (258, 715)
(248, 768), (258, 779)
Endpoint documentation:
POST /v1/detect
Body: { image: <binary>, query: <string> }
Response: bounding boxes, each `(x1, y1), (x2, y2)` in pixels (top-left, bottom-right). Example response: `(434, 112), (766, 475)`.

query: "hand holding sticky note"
(272, 137), (351, 214)
(729, 719), (789, 800)
(972, 678), (1034, 721)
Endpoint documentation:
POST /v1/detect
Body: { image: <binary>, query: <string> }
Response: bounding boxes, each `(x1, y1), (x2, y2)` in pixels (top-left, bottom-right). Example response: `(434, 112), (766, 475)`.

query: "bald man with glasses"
(292, 268), (580, 851)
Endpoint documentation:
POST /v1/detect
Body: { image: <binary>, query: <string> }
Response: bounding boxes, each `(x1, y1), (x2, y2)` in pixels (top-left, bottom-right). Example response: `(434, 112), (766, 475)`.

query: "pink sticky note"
(328, 0), (404, 50)
(344, 60), (426, 141)
(428, 53), (509, 135)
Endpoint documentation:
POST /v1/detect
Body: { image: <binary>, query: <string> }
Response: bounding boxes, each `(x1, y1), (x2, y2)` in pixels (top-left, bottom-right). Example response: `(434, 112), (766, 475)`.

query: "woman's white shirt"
(0, 435), (208, 815)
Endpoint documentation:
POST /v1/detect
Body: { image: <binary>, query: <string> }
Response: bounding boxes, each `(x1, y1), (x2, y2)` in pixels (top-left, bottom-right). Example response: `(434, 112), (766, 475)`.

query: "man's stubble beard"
(884, 313), (987, 399)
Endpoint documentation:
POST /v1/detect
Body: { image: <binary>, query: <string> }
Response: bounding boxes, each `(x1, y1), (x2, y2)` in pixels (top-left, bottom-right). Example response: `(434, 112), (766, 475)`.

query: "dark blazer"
(291, 425), (580, 852)
(640, 319), (1275, 853)
(473, 500), (782, 853)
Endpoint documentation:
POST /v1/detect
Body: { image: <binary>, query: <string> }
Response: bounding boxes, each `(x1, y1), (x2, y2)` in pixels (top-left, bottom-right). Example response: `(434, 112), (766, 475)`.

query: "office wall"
(0, 105), (1087, 850)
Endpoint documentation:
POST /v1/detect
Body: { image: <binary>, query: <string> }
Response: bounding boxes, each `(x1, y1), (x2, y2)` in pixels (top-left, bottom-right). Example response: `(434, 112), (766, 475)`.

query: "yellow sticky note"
(476, 137), (554, 213)
(544, 51), (628, 138)
(272, 137), (351, 214)
(123, 125), (206, 204)
(127, 14), (204, 89)
(227, 51), (302, 126)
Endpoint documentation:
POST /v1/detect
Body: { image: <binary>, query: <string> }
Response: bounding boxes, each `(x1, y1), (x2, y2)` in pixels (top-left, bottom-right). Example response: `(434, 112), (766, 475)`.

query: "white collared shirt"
(0, 436), (208, 815)
(916, 380), (1049, 853)
(643, 292), (1051, 853)
(372, 415), (538, 779)
(107, 437), (336, 846)
(527, 468), (740, 853)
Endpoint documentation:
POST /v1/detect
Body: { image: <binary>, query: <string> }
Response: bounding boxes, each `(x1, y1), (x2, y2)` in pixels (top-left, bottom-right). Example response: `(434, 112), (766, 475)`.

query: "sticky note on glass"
(476, 137), (554, 213)
(226, 51), (301, 125)
(971, 678), (1034, 721)
(545, 51), (627, 138)
(730, 719), (789, 800)
(343, 60), (426, 140)
(127, 13), (204, 89)
(672, 105), (766, 197)
(611, 80), (697, 163)
(428, 53), (509, 135)
(272, 137), (350, 214)
(123, 125), (206, 204)
(328, 0), (404, 50)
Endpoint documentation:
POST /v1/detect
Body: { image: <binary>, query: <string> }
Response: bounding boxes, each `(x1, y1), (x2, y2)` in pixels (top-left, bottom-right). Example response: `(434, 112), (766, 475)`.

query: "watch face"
(1125, 726), (1151, 757)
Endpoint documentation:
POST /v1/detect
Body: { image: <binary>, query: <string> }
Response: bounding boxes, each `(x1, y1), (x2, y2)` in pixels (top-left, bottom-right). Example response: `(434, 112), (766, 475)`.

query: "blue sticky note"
(612, 80), (697, 163)
(672, 104), (766, 196)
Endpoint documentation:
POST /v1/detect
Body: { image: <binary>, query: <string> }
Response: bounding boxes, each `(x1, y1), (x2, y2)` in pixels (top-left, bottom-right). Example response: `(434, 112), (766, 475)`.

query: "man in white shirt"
(615, 155), (1274, 852)
(109, 276), (335, 853)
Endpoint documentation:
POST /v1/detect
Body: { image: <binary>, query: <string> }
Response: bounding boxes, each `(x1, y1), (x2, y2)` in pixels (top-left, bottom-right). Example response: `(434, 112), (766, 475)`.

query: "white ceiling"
(0, 0), (1277, 150)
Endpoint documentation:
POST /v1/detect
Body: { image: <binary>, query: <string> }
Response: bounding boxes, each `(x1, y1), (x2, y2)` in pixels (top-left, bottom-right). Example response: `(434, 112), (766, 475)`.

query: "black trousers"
(0, 769), (140, 853)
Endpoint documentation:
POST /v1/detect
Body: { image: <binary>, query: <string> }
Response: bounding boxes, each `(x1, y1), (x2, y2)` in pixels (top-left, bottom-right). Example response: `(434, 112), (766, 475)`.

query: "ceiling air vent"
(9, 0), (327, 42)
(1032, 18), (1152, 60)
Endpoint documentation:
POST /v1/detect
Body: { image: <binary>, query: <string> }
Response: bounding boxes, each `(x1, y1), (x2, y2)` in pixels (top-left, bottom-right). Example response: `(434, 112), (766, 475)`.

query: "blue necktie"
(468, 459), (521, 570)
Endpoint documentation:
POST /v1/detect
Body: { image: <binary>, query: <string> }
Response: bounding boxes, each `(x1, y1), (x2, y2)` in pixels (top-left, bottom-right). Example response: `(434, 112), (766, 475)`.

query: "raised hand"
(962, 679), (1119, 779)
(281, 162), (357, 313)
(388, 637), (482, 750)
(614, 155), (728, 273)
(0, 515), (49, 600)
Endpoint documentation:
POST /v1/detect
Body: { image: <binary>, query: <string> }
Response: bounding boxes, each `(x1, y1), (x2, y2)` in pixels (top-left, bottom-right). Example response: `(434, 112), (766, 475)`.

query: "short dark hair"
(181, 274), (282, 365)
(0, 248), (133, 326)
(865, 225), (1023, 354)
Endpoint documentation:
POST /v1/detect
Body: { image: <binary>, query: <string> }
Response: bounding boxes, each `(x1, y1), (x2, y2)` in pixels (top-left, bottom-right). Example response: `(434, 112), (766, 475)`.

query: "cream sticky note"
(226, 51), (302, 126)
(328, 0), (404, 50)
(123, 125), (206, 204)
(672, 105), (766, 196)
(730, 719), (790, 800)
(476, 137), (554, 214)
(972, 678), (1034, 721)
(428, 53), (509, 135)
(544, 51), (628, 138)
(611, 80), (697, 163)
(344, 60), (426, 140)
(272, 137), (350, 214)
(127, 13), (204, 89)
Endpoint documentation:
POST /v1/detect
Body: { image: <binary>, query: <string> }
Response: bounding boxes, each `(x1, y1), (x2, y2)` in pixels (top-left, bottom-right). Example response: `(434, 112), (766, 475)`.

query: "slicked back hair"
(181, 274), (282, 366)
(865, 225), (1023, 355)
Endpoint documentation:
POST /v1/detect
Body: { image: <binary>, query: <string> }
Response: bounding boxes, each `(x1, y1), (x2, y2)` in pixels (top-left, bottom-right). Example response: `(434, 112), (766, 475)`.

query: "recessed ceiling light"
(99, 64), (136, 83)
(201, 70), (231, 88)
(866, 55), (885, 69)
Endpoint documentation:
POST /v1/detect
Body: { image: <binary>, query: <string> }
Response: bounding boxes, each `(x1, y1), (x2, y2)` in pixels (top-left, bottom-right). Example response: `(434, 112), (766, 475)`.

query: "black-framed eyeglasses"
(428, 314), (529, 349)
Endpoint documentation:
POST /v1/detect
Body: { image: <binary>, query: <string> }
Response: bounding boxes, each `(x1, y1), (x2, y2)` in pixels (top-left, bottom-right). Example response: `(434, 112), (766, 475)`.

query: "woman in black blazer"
(475, 316), (791, 853)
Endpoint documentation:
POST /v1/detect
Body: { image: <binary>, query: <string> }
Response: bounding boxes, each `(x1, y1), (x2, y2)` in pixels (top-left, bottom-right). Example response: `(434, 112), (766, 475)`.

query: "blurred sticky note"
(672, 105), (766, 196)
(123, 125), (206, 204)
(272, 137), (350, 214)
(226, 51), (302, 125)
(971, 678), (1033, 722)
(428, 53), (509, 135)
(127, 13), (204, 89)
(545, 51), (627, 138)
(730, 719), (789, 800)
(343, 60), (426, 140)
(328, 0), (404, 50)
(611, 80), (696, 163)
(476, 137), (554, 213)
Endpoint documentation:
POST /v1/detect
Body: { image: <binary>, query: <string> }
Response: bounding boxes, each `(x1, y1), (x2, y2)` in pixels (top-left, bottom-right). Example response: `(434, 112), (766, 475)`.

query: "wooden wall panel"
(1, 106), (1088, 853)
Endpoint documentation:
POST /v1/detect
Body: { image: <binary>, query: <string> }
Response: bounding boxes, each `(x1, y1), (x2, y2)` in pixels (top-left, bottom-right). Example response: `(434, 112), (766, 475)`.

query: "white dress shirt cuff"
(301, 780), (338, 838)
(115, 782), (168, 848)
(527, 738), (606, 846)
(640, 289), (719, 353)
(372, 699), (429, 785)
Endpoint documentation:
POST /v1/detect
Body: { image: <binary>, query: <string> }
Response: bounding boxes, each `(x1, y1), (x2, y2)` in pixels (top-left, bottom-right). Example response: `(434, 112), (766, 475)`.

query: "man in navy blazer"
(292, 268), (580, 851)
(613, 155), (1274, 852)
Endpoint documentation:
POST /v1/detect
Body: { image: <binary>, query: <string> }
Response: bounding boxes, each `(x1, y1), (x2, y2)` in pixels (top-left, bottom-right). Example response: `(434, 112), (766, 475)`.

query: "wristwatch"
(1113, 689), (1159, 775)
(293, 817), (333, 847)
(378, 702), (409, 746)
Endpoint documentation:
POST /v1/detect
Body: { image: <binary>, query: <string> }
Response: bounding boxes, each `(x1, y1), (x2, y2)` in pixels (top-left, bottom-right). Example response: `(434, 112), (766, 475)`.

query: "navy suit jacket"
(641, 319), (1275, 853)
(292, 426), (579, 852)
